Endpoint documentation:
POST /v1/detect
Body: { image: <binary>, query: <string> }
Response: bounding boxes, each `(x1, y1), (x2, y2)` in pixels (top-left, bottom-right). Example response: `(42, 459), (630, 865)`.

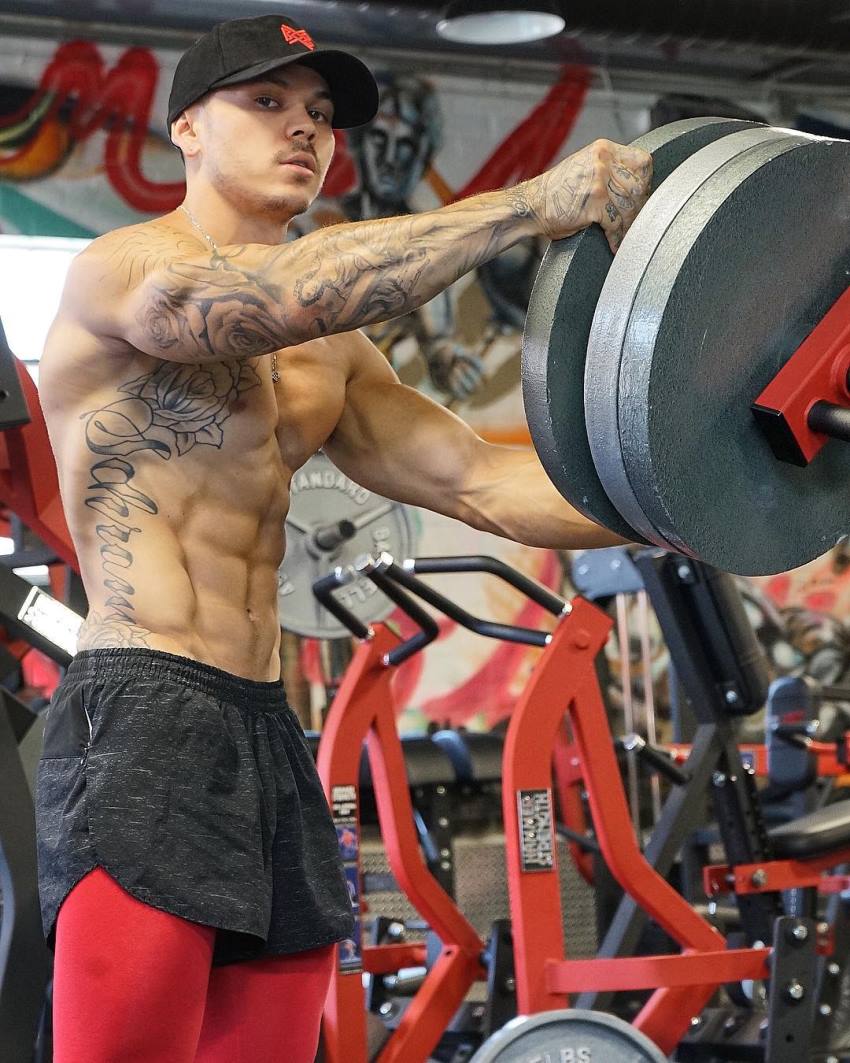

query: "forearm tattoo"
(135, 194), (534, 361)
(78, 359), (260, 649)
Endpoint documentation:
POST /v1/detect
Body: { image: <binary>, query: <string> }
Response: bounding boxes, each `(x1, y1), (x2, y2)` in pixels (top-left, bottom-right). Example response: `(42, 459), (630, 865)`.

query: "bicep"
(324, 336), (482, 518)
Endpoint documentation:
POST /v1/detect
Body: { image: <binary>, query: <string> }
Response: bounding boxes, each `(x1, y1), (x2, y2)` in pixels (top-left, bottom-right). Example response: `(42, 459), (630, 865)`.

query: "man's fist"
(525, 139), (653, 252)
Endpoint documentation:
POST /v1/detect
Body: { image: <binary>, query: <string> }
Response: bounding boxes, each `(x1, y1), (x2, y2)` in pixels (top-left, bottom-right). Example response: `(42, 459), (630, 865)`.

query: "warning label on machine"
(331, 783), (362, 973)
(517, 788), (556, 872)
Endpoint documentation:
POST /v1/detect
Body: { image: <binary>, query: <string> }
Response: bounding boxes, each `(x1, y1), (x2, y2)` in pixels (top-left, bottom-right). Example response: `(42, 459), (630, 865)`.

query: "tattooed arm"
(70, 139), (649, 365)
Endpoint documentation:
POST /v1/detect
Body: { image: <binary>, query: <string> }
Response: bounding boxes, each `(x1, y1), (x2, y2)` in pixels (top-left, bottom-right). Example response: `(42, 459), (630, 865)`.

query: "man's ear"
(171, 107), (202, 159)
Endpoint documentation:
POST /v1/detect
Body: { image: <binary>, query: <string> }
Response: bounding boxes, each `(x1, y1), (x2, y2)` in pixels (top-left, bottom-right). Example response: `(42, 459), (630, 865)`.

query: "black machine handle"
(312, 567), (372, 641)
(359, 556), (440, 666)
(311, 557), (439, 666)
(387, 557), (559, 648)
(312, 551), (567, 664)
(409, 555), (566, 618)
(620, 733), (692, 787)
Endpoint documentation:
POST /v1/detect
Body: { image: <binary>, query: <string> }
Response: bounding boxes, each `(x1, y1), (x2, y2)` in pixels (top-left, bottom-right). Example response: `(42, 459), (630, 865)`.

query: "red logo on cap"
(281, 25), (316, 50)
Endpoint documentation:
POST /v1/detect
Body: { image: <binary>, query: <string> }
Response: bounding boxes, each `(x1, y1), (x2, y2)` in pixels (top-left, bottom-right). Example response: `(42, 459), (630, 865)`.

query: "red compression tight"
(52, 867), (335, 1063)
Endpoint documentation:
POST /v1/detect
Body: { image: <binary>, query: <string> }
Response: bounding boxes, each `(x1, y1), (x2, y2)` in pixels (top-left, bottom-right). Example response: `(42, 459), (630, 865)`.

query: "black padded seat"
(769, 801), (850, 860)
(398, 735), (457, 788)
(302, 731), (455, 788)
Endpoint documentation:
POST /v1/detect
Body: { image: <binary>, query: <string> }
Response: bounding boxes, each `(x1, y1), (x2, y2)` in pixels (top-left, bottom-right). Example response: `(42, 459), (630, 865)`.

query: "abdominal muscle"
(74, 448), (291, 682)
(41, 335), (349, 682)
(79, 565), (287, 683)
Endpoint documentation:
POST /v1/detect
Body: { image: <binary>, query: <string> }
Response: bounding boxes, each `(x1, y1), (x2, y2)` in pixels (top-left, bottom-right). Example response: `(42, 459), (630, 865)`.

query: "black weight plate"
(617, 136), (850, 575)
(470, 1008), (668, 1062)
(585, 127), (798, 546)
(522, 117), (760, 541)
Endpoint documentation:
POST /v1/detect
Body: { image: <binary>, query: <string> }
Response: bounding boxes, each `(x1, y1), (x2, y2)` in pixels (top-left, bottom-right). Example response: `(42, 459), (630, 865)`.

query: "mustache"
(274, 144), (318, 166)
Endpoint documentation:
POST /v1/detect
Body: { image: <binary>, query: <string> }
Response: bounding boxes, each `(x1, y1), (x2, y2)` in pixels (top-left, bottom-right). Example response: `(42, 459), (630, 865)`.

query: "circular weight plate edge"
(278, 453), (418, 638)
(469, 1008), (669, 1062)
(584, 126), (797, 547)
(522, 118), (764, 541)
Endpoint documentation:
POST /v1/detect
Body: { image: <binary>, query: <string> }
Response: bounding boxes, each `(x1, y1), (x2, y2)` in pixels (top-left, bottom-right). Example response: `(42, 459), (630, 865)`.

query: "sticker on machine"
(336, 822), (360, 862)
(344, 865), (361, 913)
(517, 788), (556, 872)
(332, 783), (357, 821)
(338, 917), (363, 974)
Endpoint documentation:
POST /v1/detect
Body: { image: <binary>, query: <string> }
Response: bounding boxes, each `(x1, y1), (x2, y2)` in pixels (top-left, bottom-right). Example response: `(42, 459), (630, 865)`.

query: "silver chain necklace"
(180, 203), (280, 383)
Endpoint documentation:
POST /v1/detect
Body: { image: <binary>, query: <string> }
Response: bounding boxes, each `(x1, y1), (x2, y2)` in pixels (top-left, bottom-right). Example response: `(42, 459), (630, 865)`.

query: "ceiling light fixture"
(436, 0), (565, 45)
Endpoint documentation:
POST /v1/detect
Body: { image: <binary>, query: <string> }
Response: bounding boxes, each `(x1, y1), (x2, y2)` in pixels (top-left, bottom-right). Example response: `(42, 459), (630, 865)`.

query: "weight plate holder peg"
(469, 1008), (669, 1062)
(521, 116), (761, 542)
(277, 451), (417, 638)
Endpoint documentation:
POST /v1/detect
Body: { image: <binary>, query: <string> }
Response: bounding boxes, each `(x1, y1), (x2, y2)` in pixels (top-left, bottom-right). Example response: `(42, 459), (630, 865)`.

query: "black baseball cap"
(167, 14), (380, 133)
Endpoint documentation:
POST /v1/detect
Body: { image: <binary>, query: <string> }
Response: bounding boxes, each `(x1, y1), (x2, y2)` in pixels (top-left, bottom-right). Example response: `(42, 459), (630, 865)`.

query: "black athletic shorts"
(35, 647), (355, 965)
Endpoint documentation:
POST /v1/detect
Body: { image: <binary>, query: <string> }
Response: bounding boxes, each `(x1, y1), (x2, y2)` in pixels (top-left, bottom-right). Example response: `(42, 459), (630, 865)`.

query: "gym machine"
(559, 547), (850, 1059)
(1, 684), (51, 1063)
(313, 551), (850, 1062)
(0, 318), (88, 1063)
(312, 554), (569, 1063)
(0, 564), (85, 1063)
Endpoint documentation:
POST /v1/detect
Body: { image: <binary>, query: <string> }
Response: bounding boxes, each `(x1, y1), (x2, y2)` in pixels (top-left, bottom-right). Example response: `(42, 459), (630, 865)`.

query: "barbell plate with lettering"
(470, 1008), (668, 1062)
(522, 117), (760, 541)
(611, 136), (850, 575)
(278, 452), (417, 638)
(584, 127), (801, 548)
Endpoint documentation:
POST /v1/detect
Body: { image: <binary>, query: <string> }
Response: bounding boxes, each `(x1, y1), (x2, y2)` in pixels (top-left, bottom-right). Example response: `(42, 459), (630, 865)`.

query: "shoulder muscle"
(59, 221), (205, 347)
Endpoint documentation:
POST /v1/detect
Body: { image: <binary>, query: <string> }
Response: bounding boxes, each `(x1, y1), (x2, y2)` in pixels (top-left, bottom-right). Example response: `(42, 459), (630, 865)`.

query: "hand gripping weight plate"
(522, 117), (763, 541)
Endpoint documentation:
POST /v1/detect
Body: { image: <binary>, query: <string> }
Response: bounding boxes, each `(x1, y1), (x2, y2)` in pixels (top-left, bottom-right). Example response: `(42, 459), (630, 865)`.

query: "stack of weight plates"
(522, 118), (850, 576)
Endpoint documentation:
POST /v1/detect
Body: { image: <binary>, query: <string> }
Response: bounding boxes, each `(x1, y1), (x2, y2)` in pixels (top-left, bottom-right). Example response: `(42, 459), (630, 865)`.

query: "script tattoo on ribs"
(77, 360), (261, 649)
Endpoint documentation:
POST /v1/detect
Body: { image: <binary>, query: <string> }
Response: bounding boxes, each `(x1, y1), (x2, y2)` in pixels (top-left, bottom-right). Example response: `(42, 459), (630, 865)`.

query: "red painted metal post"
(0, 362), (76, 565)
(317, 626), (483, 1063)
(317, 635), (383, 1063)
(502, 598), (612, 1014)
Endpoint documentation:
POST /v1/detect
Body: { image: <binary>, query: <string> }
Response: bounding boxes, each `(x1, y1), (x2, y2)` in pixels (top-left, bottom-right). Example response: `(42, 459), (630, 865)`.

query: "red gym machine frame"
(314, 555), (850, 1061)
(497, 597), (771, 1054)
(0, 360), (75, 568)
(553, 735), (850, 888)
(318, 620), (487, 1063)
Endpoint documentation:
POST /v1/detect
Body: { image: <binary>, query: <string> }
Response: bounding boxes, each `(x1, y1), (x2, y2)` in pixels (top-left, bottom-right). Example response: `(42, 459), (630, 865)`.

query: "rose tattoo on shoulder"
(139, 252), (287, 359)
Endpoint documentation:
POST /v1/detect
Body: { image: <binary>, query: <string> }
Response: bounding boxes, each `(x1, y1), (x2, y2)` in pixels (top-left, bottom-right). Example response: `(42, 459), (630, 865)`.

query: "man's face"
(188, 63), (336, 218)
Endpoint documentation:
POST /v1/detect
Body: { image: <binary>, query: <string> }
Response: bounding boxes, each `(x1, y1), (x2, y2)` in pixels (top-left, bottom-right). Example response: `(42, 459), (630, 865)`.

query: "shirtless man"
(35, 13), (651, 1063)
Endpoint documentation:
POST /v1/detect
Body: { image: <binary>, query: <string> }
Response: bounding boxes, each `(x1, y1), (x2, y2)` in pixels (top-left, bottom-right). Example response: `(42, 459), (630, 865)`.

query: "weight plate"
(616, 136), (850, 575)
(278, 452), (417, 637)
(470, 1008), (668, 1062)
(522, 117), (761, 541)
(584, 127), (798, 547)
